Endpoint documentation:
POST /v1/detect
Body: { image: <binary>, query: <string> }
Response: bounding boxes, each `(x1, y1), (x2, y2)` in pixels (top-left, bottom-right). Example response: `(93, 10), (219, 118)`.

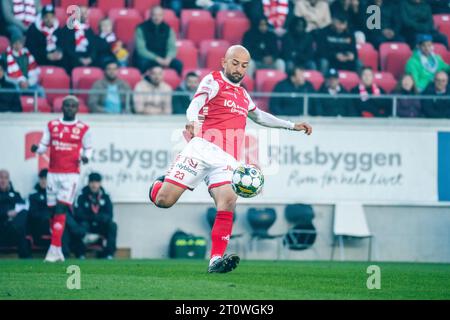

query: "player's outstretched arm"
(248, 108), (312, 135)
(31, 126), (51, 154)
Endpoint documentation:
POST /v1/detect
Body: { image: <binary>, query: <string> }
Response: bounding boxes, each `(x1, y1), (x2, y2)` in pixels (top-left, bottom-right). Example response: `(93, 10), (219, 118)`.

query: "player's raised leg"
(149, 176), (187, 208)
(207, 184), (240, 273)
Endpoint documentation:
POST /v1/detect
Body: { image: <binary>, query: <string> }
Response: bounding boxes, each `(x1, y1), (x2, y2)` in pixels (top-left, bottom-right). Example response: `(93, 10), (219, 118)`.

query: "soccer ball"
(231, 164), (264, 198)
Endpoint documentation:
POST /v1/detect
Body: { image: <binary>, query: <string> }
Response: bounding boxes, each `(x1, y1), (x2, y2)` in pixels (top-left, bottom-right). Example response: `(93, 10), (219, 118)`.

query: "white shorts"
(165, 137), (240, 190)
(46, 173), (80, 206)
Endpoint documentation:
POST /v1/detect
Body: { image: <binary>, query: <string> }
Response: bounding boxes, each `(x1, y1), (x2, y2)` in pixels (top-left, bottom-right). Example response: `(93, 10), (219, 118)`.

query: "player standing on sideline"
(148, 45), (312, 273)
(31, 95), (92, 262)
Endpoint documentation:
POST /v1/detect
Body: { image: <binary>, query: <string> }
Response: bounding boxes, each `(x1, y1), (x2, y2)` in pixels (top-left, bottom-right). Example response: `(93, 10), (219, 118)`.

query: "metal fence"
(1, 88), (449, 118)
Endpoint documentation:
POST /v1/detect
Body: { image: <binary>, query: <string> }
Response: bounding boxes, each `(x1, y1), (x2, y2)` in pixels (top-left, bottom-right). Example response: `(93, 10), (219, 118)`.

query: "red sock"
(150, 180), (163, 203)
(51, 214), (66, 247)
(210, 211), (233, 258)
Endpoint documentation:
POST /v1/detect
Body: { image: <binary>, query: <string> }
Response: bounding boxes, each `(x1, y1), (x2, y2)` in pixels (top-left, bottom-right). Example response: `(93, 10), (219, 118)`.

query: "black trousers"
(65, 214), (118, 257)
(0, 210), (31, 258)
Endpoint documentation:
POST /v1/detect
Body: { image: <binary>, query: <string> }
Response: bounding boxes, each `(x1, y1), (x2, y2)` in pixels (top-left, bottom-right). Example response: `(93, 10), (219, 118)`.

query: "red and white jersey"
(38, 119), (92, 174)
(193, 71), (256, 159)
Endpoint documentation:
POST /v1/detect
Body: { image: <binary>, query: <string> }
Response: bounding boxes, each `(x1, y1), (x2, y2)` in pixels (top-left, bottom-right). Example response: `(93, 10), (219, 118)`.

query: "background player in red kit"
(31, 96), (92, 262)
(149, 45), (312, 273)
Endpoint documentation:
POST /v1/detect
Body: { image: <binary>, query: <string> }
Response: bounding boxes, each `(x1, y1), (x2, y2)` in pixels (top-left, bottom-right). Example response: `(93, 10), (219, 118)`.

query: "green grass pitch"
(1, 259), (449, 300)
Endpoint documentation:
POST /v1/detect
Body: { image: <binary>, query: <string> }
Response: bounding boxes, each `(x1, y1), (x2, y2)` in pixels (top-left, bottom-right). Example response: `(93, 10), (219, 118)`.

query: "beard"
(225, 71), (244, 84)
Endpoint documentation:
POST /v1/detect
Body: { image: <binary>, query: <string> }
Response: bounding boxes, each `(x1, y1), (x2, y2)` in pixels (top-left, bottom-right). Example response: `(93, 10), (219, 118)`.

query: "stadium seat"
(52, 96), (90, 113)
(60, 0), (89, 9)
(117, 67), (142, 89)
(241, 76), (254, 92)
(163, 69), (181, 89)
(216, 10), (246, 31)
(303, 70), (324, 91)
(184, 18), (216, 47)
(181, 9), (212, 29)
(176, 40), (198, 71)
(144, 8), (180, 36)
(20, 97), (52, 113)
(379, 42), (412, 79)
(96, 0), (125, 15)
(199, 40), (229, 69)
(55, 7), (66, 26)
(374, 72), (397, 93)
(0, 36), (9, 54)
(182, 68), (212, 81)
(445, 51), (450, 65)
(87, 8), (105, 34)
(255, 69), (286, 92)
(433, 14), (450, 43)
(133, 0), (161, 12)
(357, 43), (379, 71)
(337, 70), (359, 91)
(109, 9), (143, 46)
(39, 66), (71, 105)
(41, 0), (53, 5)
(71, 67), (104, 101)
(219, 17), (250, 45)
(433, 43), (449, 61)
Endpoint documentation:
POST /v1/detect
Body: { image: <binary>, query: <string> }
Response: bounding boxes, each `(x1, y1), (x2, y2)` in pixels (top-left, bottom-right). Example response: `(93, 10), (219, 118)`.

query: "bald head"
(222, 45), (250, 84)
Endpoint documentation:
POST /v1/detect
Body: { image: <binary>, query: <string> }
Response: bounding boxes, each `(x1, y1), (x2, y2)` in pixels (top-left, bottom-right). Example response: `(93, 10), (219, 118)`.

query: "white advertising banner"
(0, 115), (440, 204)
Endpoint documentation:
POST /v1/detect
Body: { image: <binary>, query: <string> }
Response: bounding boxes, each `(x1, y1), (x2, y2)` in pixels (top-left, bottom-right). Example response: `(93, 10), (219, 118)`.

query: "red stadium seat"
(109, 9), (143, 46)
(163, 69), (181, 89)
(41, 0), (53, 5)
(337, 70), (359, 91)
(219, 17), (250, 45)
(87, 8), (105, 34)
(445, 51), (450, 65)
(379, 42), (412, 79)
(241, 76), (254, 92)
(133, 0), (161, 12)
(185, 18), (216, 47)
(181, 9), (212, 30)
(96, 0), (125, 15)
(55, 7), (66, 26)
(216, 10), (246, 30)
(182, 68), (212, 81)
(71, 67), (104, 101)
(199, 40), (229, 69)
(433, 14), (450, 43)
(176, 40), (199, 71)
(357, 43), (379, 71)
(0, 36), (9, 54)
(303, 70), (324, 91)
(145, 8), (180, 36)
(53, 96), (90, 113)
(117, 67), (142, 89)
(39, 66), (71, 104)
(255, 69), (286, 92)
(374, 72), (397, 93)
(433, 43), (449, 61)
(20, 97), (52, 113)
(60, 0), (89, 9)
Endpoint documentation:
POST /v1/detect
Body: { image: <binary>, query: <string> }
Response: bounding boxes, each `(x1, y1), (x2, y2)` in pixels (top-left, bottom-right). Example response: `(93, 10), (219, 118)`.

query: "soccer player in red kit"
(148, 45), (312, 273)
(31, 96), (92, 262)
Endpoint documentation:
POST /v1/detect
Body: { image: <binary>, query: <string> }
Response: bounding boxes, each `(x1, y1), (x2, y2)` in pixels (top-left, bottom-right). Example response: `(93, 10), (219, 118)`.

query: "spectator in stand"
(311, 68), (356, 116)
(427, 0), (450, 14)
(134, 6), (182, 75)
(58, 6), (112, 73)
(294, 0), (331, 32)
(99, 18), (129, 67)
(172, 71), (199, 114)
(27, 169), (51, 248)
(363, 0), (404, 49)
(405, 34), (450, 92)
(0, 59), (22, 112)
(25, 5), (65, 68)
(2, 0), (41, 39)
(394, 74), (423, 118)
(351, 67), (391, 117)
(400, 0), (448, 49)
(281, 16), (316, 71)
(88, 59), (131, 114)
(195, 0), (243, 17)
(71, 173), (117, 259)
(269, 66), (315, 115)
(316, 13), (359, 74)
(161, 0), (199, 17)
(133, 66), (172, 115)
(0, 169), (30, 258)
(243, 17), (285, 77)
(1, 33), (44, 97)
(262, 0), (292, 36)
(422, 71), (450, 118)
(330, 0), (365, 32)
